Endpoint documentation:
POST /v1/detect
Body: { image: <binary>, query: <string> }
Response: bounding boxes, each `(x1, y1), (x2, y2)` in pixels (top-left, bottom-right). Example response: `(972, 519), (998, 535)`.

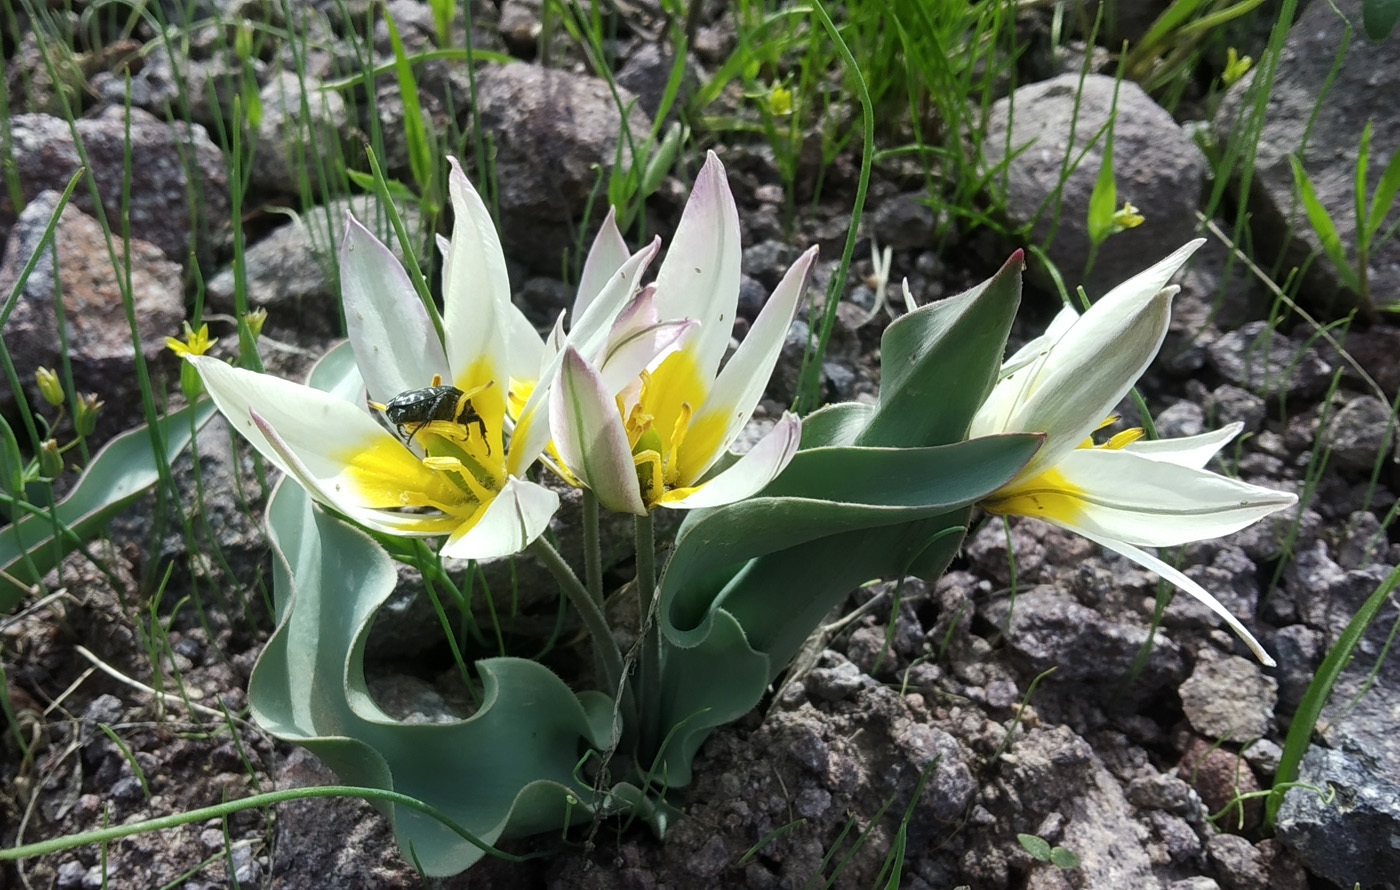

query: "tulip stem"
(529, 536), (624, 703)
(582, 489), (603, 604)
(634, 512), (660, 757)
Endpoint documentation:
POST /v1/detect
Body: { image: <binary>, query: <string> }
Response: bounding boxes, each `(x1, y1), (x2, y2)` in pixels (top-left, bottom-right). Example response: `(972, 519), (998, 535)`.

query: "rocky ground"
(3, 0), (1400, 888)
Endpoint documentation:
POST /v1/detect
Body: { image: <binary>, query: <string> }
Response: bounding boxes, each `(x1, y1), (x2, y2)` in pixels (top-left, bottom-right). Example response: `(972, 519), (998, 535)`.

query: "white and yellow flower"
(548, 152), (818, 514)
(969, 240), (1297, 665)
(191, 160), (563, 559)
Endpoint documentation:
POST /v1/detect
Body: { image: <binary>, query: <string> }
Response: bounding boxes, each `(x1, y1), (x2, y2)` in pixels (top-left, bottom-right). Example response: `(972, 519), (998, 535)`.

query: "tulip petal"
(443, 158), (512, 390)
(1016, 448), (1297, 548)
(681, 247), (816, 482)
(1121, 422), (1243, 469)
(508, 240), (660, 477)
(340, 215), (448, 404)
(1070, 526), (1276, 666)
(551, 348), (648, 515)
(652, 151), (743, 382)
(575, 206), (630, 320)
(659, 412), (801, 510)
(441, 475), (560, 559)
(1011, 290), (1172, 476)
(191, 356), (464, 536)
(595, 286), (696, 394)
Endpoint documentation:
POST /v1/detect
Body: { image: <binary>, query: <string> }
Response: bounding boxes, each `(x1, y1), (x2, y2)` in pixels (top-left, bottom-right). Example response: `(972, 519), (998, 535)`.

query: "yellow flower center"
(342, 362), (508, 531)
(983, 420), (1143, 523)
(617, 349), (728, 508)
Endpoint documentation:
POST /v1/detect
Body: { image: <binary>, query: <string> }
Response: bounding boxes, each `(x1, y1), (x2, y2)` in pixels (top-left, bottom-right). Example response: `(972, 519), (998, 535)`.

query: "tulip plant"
(187, 154), (1296, 875)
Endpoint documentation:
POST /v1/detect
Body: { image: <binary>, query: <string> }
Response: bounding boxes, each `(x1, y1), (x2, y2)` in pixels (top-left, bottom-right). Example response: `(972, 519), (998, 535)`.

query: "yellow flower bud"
(244, 308), (268, 339)
(35, 367), (65, 407)
(75, 394), (104, 438)
(38, 438), (63, 478)
(767, 85), (793, 117)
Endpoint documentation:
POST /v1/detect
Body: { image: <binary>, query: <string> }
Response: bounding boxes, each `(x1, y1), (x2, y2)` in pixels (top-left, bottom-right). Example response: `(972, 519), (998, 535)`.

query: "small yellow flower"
(1111, 201), (1145, 233)
(767, 84), (793, 117)
(165, 322), (218, 358)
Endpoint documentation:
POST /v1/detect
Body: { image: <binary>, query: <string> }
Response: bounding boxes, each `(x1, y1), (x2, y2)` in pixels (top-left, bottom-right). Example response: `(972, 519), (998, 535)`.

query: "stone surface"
(454, 62), (653, 274)
(251, 70), (350, 197)
(1320, 394), (1396, 474)
(1179, 654), (1278, 741)
(205, 194), (428, 339)
(1205, 321), (1334, 400)
(2, 107), (229, 266)
(1213, 0), (1400, 317)
(983, 73), (1207, 297)
(1276, 745), (1400, 888)
(0, 191), (184, 437)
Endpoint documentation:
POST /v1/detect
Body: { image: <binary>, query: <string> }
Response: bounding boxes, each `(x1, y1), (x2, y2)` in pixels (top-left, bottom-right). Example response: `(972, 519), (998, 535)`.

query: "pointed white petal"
(192, 356), (440, 531)
(551, 348), (648, 514)
(652, 151), (743, 381)
(1068, 525), (1276, 666)
(969, 306), (1078, 440)
(441, 475), (560, 559)
(1095, 238), (1204, 313)
(660, 412), (801, 510)
(507, 241), (660, 476)
(571, 239), (661, 357)
(1121, 422), (1243, 469)
(1012, 289), (1173, 477)
(686, 246), (816, 477)
(339, 215), (448, 403)
(1043, 448), (1298, 547)
(594, 285), (694, 394)
(575, 206), (630, 320)
(443, 158), (512, 387)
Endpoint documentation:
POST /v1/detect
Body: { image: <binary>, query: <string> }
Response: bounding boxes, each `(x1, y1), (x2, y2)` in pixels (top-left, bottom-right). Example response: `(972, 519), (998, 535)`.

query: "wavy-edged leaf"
(647, 434), (1039, 785)
(251, 475), (617, 876)
(1, 399), (218, 610)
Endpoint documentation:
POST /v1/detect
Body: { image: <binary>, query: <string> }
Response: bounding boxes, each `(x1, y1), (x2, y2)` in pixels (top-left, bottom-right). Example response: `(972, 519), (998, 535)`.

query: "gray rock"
(1276, 745), (1400, 888)
(985, 586), (1185, 689)
(0, 192), (185, 438)
(206, 194), (428, 339)
(1205, 321), (1333, 400)
(1204, 385), (1267, 434)
(1213, 0), (1400, 317)
(457, 62), (653, 274)
(983, 73), (1206, 297)
(2, 108), (229, 266)
(870, 191), (938, 251)
(1321, 394), (1396, 473)
(616, 43), (701, 120)
(252, 71), (349, 197)
(1179, 654), (1277, 741)
(1270, 624), (1324, 714)
(1205, 832), (1267, 890)
(1005, 727), (1162, 888)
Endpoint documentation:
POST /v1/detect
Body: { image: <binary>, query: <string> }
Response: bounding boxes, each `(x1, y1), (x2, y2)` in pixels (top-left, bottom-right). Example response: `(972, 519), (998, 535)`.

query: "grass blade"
(1265, 563), (1400, 826)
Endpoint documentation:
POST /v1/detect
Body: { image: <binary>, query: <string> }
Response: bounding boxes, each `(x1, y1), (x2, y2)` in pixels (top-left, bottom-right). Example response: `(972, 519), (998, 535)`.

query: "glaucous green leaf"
(251, 475), (617, 876)
(856, 250), (1022, 448)
(0, 399), (217, 610)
